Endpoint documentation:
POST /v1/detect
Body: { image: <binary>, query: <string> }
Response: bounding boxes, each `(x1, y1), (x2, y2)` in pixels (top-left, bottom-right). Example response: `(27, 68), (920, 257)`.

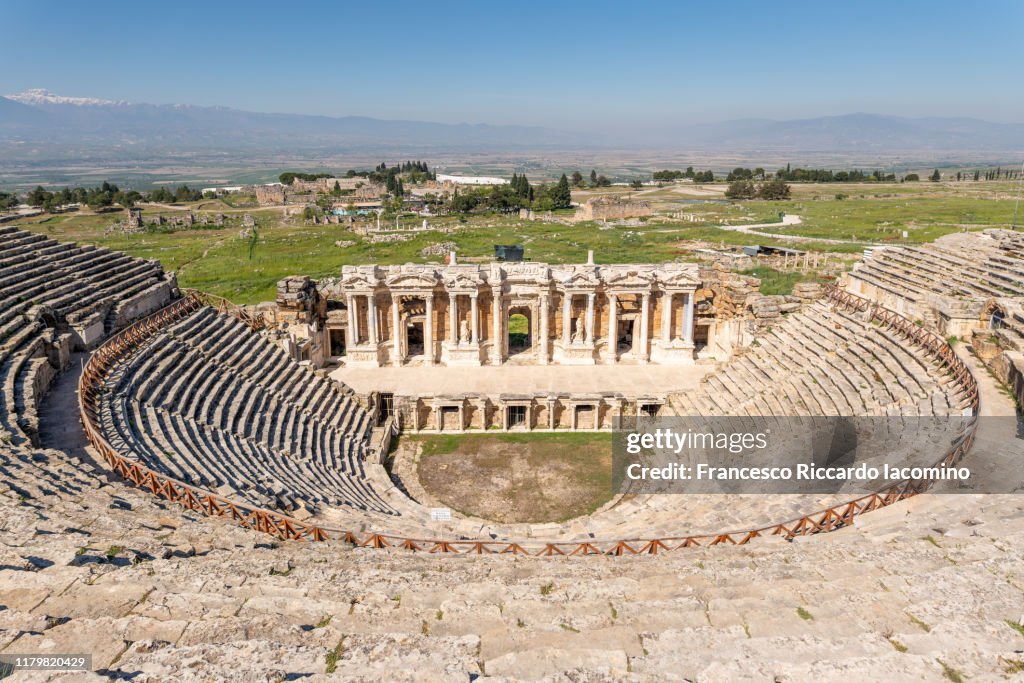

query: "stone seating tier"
(0, 226), (175, 445)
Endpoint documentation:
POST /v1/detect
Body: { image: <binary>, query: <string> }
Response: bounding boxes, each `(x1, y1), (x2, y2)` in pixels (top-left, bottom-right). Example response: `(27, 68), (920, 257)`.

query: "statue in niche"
(459, 319), (470, 344)
(572, 319), (585, 345)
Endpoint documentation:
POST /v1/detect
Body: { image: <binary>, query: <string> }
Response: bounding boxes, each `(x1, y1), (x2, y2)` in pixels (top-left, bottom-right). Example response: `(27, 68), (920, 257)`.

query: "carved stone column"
(391, 295), (401, 363)
(424, 294), (434, 365)
(606, 292), (618, 363)
(684, 291), (695, 343)
(639, 291), (650, 363)
(538, 293), (549, 365)
(346, 294), (357, 346)
(491, 286), (502, 365)
(561, 293), (571, 345)
(448, 293), (457, 344)
(662, 292), (673, 344)
(585, 292), (595, 344)
(470, 292), (479, 344)
(367, 294), (378, 344)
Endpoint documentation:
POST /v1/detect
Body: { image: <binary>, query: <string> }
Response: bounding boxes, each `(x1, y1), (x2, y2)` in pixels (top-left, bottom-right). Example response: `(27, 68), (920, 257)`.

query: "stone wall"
(274, 276), (327, 366)
(255, 185), (286, 206)
(574, 197), (652, 222)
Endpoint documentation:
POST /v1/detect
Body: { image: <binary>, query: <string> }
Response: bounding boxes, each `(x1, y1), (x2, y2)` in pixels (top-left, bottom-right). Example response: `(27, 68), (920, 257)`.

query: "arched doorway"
(982, 301), (1006, 330)
(507, 308), (532, 356)
(990, 308), (1005, 330)
(402, 297), (427, 357)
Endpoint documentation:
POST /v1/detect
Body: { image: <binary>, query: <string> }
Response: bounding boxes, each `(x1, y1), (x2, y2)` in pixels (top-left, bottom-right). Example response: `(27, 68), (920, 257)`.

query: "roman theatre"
(3, 222), (1017, 557)
(7, 217), (1024, 677)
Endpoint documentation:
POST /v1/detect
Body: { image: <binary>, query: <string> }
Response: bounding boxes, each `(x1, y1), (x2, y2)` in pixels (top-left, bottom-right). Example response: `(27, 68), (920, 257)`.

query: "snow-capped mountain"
(1, 89), (1023, 154)
(0, 89), (576, 152)
(6, 88), (131, 107)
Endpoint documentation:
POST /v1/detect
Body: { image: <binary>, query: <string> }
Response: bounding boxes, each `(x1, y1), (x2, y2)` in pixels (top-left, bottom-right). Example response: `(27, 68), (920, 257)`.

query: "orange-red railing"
(181, 288), (265, 331)
(78, 286), (980, 555)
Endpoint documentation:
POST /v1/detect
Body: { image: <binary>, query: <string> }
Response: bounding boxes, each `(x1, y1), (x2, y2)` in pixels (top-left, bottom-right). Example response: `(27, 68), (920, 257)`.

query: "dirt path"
(37, 353), (94, 463)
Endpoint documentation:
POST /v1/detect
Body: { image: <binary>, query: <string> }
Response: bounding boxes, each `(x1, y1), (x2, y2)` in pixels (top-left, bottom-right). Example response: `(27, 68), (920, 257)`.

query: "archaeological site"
(0, 216), (1022, 679)
(3, 4), (1024, 679)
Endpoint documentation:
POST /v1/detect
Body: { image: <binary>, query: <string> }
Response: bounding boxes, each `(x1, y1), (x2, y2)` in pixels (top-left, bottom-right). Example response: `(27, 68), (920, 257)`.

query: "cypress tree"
(551, 174), (572, 208)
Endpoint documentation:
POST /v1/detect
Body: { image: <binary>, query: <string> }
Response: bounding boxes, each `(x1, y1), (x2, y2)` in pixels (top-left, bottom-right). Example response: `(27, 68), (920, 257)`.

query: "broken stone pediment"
(442, 273), (483, 290)
(385, 272), (439, 288)
(657, 269), (701, 288)
(339, 274), (379, 289)
(557, 269), (600, 288)
(602, 269), (654, 288)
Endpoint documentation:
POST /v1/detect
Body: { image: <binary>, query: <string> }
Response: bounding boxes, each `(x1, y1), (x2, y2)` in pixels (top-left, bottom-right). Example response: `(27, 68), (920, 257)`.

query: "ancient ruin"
(1, 223), (1022, 679)
(574, 196), (653, 222)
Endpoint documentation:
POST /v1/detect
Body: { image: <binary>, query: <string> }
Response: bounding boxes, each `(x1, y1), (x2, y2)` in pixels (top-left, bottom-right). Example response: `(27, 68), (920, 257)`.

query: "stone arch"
(981, 300), (1006, 330)
(401, 296), (428, 357)
(507, 306), (532, 356)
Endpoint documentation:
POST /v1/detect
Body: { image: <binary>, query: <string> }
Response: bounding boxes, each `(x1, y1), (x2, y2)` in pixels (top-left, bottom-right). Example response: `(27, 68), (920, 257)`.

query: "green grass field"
(15, 180), (1019, 304)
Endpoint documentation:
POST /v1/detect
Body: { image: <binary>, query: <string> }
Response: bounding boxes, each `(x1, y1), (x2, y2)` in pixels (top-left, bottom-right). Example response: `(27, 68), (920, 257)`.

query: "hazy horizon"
(5, 0), (1024, 133)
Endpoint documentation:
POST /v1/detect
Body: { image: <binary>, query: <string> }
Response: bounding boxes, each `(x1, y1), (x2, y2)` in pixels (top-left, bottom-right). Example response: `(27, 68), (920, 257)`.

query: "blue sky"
(3, 1), (1022, 131)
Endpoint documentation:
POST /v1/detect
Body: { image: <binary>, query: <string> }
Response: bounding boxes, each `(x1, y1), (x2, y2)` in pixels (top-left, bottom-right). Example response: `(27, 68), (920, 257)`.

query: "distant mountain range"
(663, 113), (1024, 151)
(0, 89), (577, 152)
(2, 89), (1023, 154)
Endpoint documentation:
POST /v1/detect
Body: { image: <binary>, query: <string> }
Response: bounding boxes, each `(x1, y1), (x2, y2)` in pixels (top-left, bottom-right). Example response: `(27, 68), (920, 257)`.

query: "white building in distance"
(436, 174), (509, 186)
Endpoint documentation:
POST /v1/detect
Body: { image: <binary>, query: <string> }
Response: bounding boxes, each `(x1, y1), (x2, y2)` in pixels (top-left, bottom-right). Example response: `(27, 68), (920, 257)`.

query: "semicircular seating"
(88, 291), (971, 547)
(96, 305), (400, 517)
(0, 223), (979, 551)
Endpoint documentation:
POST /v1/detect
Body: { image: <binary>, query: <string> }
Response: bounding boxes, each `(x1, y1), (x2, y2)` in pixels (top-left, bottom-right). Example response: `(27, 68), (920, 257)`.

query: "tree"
(549, 174), (572, 209)
(42, 195), (64, 213)
(726, 167), (753, 181)
(595, 175), (611, 187)
(86, 190), (112, 210)
(513, 174), (531, 199)
(589, 170), (598, 186)
(114, 190), (141, 208)
(570, 171), (584, 187)
(451, 190), (479, 214)
(724, 179), (756, 200)
(630, 179), (643, 190)
(27, 186), (53, 207)
(756, 178), (791, 200)
(904, 173), (920, 182)
(174, 184), (201, 202)
(930, 169), (941, 182)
